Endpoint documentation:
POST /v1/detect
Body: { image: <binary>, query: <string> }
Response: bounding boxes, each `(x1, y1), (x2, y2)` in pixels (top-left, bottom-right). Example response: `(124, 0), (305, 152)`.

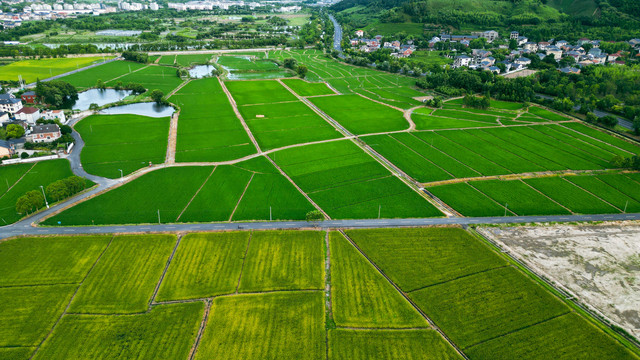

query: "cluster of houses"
(0, 93), (65, 158)
(350, 31), (416, 58)
(439, 31), (640, 74)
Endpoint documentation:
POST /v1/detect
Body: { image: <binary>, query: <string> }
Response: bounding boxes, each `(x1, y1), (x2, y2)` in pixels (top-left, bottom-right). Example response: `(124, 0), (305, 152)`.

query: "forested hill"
(331, 0), (640, 40)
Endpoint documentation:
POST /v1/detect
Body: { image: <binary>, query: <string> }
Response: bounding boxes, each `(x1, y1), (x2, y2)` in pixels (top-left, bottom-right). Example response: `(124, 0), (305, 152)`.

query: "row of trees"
(282, 58), (309, 78)
(121, 51), (149, 64)
(34, 80), (78, 108)
(15, 176), (87, 215)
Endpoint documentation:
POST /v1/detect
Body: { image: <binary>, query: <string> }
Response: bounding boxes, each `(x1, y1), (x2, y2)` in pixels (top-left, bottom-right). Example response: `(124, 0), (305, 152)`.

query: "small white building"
(355, 30), (364, 37)
(15, 107), (41, 124)
(453, 55), (472, 68)
(0, 111), (9, 125)
(0, 94), (22, 114)
(42, 109), (66, 124)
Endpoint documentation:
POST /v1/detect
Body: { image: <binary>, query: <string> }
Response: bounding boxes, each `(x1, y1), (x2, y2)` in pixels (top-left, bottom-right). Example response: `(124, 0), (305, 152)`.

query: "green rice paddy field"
(59, 60), (146, 90)
(0, 56), (112, 83)
(2, 228), (636, 359)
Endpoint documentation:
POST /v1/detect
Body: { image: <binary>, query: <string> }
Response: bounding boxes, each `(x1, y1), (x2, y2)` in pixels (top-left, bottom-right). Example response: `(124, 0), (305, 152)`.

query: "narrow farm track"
(338, 230), (470, 360)
(404, 106), (420, 131)
(165, 110), (180, 164)
(218, 78), (262, 153)
(0, 162), (36, 200)
(149, 235), (183, 306)
(188, 299), (212, 360)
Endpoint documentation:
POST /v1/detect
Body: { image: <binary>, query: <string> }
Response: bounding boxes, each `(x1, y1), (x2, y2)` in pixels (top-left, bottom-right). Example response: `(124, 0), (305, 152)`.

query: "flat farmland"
(566, 175), (640, 212)
(75, 114), (170, 178)
(195, 292), (325, 360)
(239, 101), (341, 150)
(225, 80), (297, 105)
(524, 177), (619, 214)
(470, 179), (571, 216)
(176, 54), (213, 66)
(309, 94), (409, 134)
(560, 123), (640, 155)
(68, 235), (176, 314)
(412, 113), (499, 130)
(0, 235), (110, 286)
(428, 182), (508, 217)
(156, 232), (249, 301)
(171, 78), (256, 162)
(270, 140), (443, 219)
(238, 230), (325, 292)
(0, 56), (111, 83)
(281, 78), (335, 96)
(528, 106), (569, 121)
(330, 232), (426, 328)
(0, 159), (77, 225)
(329, 329), (462, 360)
(33, 302), (203, 360)
(107, 65), (183, 95)
(431, 109), (500, 124)
(59, 60), (146, 90)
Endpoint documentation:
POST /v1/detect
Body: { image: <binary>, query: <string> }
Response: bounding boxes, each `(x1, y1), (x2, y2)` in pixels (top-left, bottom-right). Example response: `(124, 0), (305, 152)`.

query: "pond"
(99, 102), (175, 118)
(71, 89), (133, 111)
(189, 65), (217, 78)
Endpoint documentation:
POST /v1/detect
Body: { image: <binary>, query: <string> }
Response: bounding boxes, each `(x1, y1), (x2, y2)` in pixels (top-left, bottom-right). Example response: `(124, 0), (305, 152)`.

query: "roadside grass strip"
(309, 94), (409, 134)
(346, 228), (508, 292)
(524, 177), (620, 214)
(561, 122), (640, 155)
(431, 109), (499, 123)
(410, 267), (570, 348)
(281, 78), (335, 96)
(76, 114), (170, 178)
(528, 106), (569, 121)
(195, 292), (325, 360)
(364, 134), (453, 183)
(60, 60), (145, 90)
(156, 232), (249, 301)
(68, 235), (176, 314)
(0, 236), (111, 286)
(225, 80), (297, 105)
(329, 329), (462, 360)
(271, 141), (443, 219)
(411, 114), (498, 130)
(33, 302), (203, 360)
(171, 78), (256, 162)
(428, 182), (509, 217)
(330, 232), (426, 328)
(0, 285), (75, 347)
(238, 230), (325, 292)
(564, 175), (640, 213)
(106, 65), (183, 95)
(239, 101), (342, 150)
(465, 313), (639, 360)
(471, 179), (571, 216)
(0, 56), (110, 83)
(0, 159), (76, 225)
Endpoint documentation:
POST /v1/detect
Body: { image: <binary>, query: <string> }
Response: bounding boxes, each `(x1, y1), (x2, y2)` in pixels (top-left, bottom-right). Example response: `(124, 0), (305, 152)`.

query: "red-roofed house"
(21, 91), (37, 104)
(14, 107), (41, 124)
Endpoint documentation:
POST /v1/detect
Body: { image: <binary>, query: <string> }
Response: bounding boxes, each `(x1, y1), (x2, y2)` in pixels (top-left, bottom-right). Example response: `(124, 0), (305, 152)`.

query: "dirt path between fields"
(165, 110), (180, 164)
(218, 78), (262, 153)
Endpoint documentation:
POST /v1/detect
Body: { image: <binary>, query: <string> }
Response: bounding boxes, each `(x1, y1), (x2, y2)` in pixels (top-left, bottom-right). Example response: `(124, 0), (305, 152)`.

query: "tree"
(150, 89), (165, 104)
(283, 58), (297, 69)
(89, 103), (100, 111)
(306, 210), (324, 221)
(296, 65), (308, 78)
(6, 124), (24, 139)
(610, 155), (625, 168)
(35, 80), (78, 108)
(633, 116), (640, 136)
(599, 115), (619, 128)
(20, 152), (29, 159)
(125, 83), (146, 94)
(96, 79), (106, 90)
(15, 190), (44, 214)
(121, 50), (149, 63)
(585, 112), (598, 123)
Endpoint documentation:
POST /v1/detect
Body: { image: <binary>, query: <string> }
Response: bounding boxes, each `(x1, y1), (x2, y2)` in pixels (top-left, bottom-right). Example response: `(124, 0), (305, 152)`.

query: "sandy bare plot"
(479, 224), (640, 340)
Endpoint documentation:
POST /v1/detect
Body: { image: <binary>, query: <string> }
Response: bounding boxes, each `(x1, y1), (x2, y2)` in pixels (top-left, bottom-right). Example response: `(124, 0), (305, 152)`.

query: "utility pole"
(270, 206), (272, 221)
(158, 209), (161, 224)
(118, 169), (123, 182)
(378, 204), (381, 219)
(624, 200), (628, 213)
(40, 185), (49, 209)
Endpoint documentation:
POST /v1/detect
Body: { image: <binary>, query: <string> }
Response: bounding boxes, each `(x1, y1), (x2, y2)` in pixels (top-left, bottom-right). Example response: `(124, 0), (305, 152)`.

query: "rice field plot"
(0, 236), (111, 286)
(356, 87), (423, 109)
(271, 141), (442, 219)
(551, 125), (634, 158)
(238, 230), (324, 292)
(429, 182), (509, 217)
(560, 122), (640, 155)
(0, 347), (34, 360)
(75, 114), (170, 178)
(470, 179), (571, 216)
(446, 107), (519, 119)
(364, 134), (453, 183)
(565, 175), (640, 212)
(0, 163), (32, 194)
(194, 292), (325, 360)
(309, 94), (408, 134)
(346, 228), (507, 292)
(175, 54), (212, 66)
(0, 285), (75, 347)
(60, 60), (145, 90)
(329, 329), (462, 360)
(596, 173), (640, 203)
(412, 132), (511, 176)
(490, 99), (525, 110)
(0, 56), (111, 83)
(43, 166), (213, 225)
(171, 78), (256, 162)
(524, 177), (619, 214)
(0, 159), (76, 225)
(281, 78), (335, 96)
(330, 232), (426, 328)
(106, 65), (183, 95)
(33, 302), (203, 360)
(465, 313), (640, 360)
(432, 109), (499, 123)
(437, 130), (547, 174)
(528, 106), (569, 121)
(68, 234), (176, 314)
(225, 80), (297, 105)
(410, 267), (570, 348)
(156, 232), (249, 301)
(239, 100), (341, 150)
(217, 56), (291, 79)
(158, 55), (176, 65)
(412, 115), (492, 130)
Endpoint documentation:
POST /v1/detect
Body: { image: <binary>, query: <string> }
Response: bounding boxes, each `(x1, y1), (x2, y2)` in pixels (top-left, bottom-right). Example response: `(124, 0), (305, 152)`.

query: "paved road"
(328, 15), (344, 58)
(2, 213), (640, 240)
(535, 93), (633, 130)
